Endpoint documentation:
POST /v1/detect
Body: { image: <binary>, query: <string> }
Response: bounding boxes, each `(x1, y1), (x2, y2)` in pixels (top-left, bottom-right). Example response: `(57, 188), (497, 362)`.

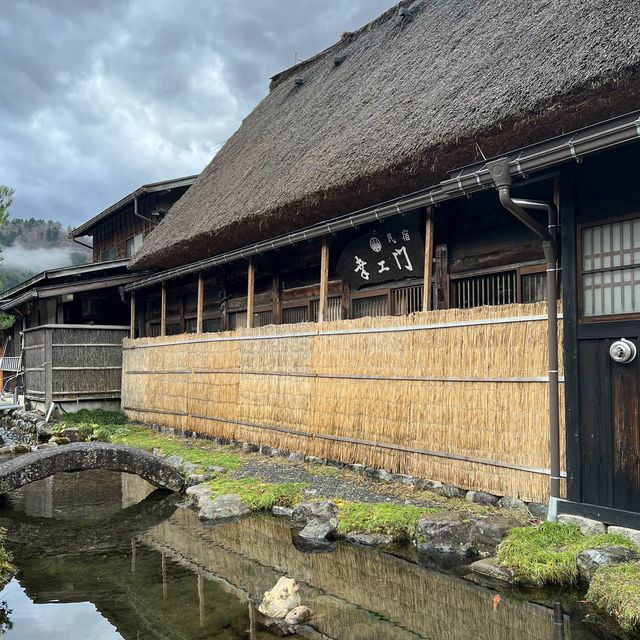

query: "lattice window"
(311, 297), (341, 321)
(352, 294), (389, 318)
(582, 218), (640, 317)
(229, 311), (247, 330)
(392, 284), (423, 315)
(282, 306), (308, 324)
(253, 310), (273, 328)
(452, 271), (517, 309)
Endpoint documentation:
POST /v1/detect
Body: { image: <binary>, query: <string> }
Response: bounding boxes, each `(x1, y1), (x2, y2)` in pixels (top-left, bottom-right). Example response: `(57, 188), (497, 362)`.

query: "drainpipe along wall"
(487, 158), (561, 521)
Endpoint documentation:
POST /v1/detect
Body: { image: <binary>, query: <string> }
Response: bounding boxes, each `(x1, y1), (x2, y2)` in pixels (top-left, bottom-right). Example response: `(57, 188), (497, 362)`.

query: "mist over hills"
(0, 218), (92, 293)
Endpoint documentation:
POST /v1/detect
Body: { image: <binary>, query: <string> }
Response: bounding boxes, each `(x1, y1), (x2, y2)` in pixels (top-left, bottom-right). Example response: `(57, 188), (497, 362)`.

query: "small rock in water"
(292, 501), (338, 540)
(49, 436), (70, 445)
(198, 494), (251, 521)
(258, 577), (301, 618)
(284, 605), (312, 625)
(36, 442), (58, 450)
(345, 532), (394, 547)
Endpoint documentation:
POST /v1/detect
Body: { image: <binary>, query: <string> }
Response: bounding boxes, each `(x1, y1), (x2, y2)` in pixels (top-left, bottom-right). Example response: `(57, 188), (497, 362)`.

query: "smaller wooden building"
(0, 176), (195, 412)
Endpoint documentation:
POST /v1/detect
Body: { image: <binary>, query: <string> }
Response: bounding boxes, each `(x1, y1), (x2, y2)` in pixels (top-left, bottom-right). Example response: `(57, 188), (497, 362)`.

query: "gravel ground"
(231, 456), (442, 508)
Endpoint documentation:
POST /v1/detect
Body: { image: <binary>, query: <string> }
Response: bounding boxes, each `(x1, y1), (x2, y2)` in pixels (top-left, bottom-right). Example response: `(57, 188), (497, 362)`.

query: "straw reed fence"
(139, 509), (566, 640)
(122, 302), (565, 502)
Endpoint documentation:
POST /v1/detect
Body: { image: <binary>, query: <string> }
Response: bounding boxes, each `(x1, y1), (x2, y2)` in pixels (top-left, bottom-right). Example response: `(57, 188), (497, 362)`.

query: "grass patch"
(336, 501), (438, 542)
(496, 522), (638, 586)
(56, 411), (241, 472)
(587, 562), (640, 634)
(205, 477), (308, 511)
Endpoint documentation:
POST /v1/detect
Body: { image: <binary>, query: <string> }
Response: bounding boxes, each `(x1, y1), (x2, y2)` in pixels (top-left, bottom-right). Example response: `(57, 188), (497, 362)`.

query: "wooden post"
(272, 274), (281, 324)
(130, 291), (136, 339)
(434, 244), (449, 309)
(318, 237), (329, 322)
(196, 273), (204, 333)
(423, 207), (435, 311)
(341, 280), (351, 320)
(246, 257), (255, 329)
(160, 282), (167, 337)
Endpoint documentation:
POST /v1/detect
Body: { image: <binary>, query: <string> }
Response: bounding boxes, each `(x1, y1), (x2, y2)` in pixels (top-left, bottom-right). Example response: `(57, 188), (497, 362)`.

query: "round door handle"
(610, 339), (637, 364)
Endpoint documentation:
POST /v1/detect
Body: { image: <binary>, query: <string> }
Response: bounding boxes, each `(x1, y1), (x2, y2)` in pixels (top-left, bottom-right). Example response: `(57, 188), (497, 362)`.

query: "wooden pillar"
(318, 237), (329, 322)
(434, 244), (449, 309)
(272, 274), (281, 324)
(130, 291), (136, 339)
(423, 207), (435, 311)
(246, 257), (255, 329)
(341, 280), (351, 320)
(160, 282), (167, 337)
(196, 273), (204, 333)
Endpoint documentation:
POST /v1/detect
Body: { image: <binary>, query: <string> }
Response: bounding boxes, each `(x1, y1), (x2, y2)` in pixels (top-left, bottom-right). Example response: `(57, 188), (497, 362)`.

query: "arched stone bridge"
(0, 442), (185, 493)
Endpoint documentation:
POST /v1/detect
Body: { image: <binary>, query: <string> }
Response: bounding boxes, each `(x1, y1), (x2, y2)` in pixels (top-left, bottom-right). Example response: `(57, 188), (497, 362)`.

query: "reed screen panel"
(122, 302), (564, 502)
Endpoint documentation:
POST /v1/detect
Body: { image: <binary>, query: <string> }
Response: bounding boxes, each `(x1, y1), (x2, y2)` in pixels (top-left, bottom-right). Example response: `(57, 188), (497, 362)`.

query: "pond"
(0, 470), (606, 639)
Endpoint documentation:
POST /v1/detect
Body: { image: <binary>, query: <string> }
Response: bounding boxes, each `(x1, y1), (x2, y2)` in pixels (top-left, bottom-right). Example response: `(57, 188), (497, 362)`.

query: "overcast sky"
(0, 0), (396, 229)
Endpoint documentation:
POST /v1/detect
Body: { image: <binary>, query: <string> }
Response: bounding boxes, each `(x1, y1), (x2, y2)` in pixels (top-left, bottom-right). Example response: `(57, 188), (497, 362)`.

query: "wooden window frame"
(577, 212), (640, 323)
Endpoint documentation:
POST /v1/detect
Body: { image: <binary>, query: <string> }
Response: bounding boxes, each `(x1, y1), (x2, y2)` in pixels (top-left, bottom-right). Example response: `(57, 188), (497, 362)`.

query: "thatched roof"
(132, 0), (640, 270)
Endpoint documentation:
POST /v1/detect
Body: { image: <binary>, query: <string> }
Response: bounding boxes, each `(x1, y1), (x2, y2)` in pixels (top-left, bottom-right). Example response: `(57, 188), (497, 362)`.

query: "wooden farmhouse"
(0, 176), (195, 411)
(113, 1), (640, 525)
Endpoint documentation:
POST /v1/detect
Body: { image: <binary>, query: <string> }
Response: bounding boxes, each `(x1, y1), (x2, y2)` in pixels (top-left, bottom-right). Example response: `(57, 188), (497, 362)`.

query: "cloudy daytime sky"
(0, 0), (395, 228)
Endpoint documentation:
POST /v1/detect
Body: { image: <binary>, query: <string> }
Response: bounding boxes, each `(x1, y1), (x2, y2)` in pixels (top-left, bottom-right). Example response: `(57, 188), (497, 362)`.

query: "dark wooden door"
(578, 324), (640, 511)
(577, 216), (640, 511)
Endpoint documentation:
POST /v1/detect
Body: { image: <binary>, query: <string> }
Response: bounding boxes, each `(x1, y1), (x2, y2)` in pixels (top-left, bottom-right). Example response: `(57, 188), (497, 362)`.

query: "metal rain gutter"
(125, 110), (640, 292)
(487, 157), (561, 522)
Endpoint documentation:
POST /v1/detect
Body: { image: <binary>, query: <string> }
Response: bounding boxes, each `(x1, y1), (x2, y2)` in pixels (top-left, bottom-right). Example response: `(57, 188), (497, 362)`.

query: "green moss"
(336, 501), (438, 542)
(56, 411), (242, 472)
(205, 478), (308, 511)
(496, 522), (637, 586)
(587, 562), (640, 634)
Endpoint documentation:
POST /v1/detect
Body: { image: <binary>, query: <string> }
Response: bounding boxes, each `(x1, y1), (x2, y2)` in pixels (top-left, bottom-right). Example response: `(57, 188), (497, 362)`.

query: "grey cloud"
(0, 0), (396, 227)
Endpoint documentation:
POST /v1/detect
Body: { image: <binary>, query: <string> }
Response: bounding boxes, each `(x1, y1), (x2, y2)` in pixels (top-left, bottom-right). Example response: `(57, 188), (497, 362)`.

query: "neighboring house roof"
(131, 0), (640, 270)
(70, 175), (198, 239)
(0, 260), (145, 312)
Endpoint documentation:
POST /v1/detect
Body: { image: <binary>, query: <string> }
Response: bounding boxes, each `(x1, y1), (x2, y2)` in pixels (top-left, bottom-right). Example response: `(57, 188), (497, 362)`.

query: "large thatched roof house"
(122, 1), (640, 529)
(132, 0), (640, 270)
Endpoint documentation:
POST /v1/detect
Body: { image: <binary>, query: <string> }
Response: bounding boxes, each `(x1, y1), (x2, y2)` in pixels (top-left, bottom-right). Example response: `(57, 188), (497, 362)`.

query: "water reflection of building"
(1, 470), (572, 640)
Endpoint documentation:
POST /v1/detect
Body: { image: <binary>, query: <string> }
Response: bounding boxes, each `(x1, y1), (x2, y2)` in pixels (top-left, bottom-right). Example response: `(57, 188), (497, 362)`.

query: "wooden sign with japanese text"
(336, 214), (424, 290)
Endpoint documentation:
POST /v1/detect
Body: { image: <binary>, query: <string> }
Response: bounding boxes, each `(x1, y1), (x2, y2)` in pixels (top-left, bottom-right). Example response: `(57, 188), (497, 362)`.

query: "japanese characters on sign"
(336, 215), (425, 290)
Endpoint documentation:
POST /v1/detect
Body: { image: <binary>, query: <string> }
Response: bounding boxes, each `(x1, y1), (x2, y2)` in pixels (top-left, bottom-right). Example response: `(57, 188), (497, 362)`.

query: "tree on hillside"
(0, 186), (12, 225)
(0, 187), (14, 329)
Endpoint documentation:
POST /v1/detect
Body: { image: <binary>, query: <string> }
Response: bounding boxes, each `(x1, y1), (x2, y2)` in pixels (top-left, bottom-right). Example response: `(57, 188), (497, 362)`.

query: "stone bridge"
(0, 442), (185, 494)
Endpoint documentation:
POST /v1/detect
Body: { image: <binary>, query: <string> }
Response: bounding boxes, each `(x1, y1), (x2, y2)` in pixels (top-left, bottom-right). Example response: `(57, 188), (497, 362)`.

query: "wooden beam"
(160, 282), (167, 337)
(196, 273), (204, 333)
(423, 207), (435, 311)
(246, 257), (255, 329)
(272, 274), (281, 324)
(130, 291), (136, 339)
(318, 237), (329, 322)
